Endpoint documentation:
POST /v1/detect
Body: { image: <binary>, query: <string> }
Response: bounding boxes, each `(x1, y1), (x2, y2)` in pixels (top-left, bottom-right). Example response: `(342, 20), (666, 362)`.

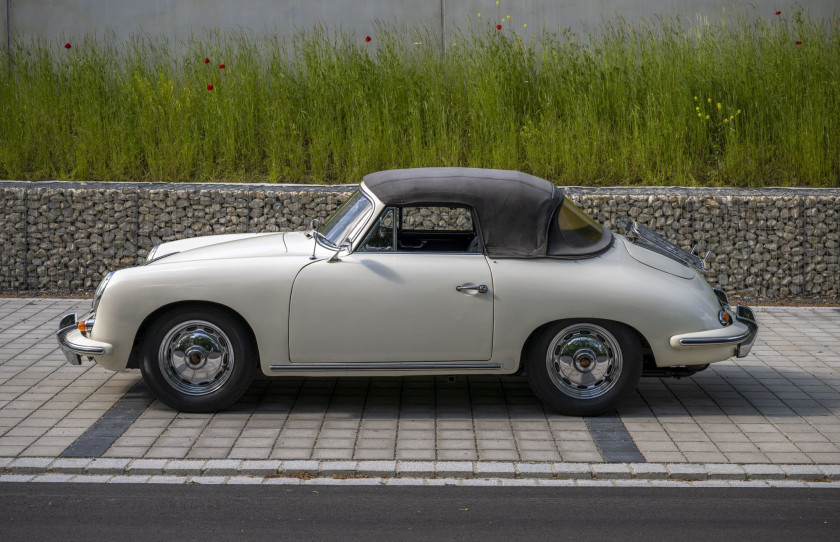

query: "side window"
(401, 206), (473, 231)
(398, 206), (480, 253)
(360, 208), (396, 251)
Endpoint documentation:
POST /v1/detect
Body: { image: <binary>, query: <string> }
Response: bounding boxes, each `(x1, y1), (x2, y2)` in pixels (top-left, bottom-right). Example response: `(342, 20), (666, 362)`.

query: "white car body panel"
(289, 253), (494, 363)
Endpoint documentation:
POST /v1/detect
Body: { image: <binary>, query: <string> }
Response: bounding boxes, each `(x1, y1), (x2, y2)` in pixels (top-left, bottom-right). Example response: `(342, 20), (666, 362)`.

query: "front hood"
(148, 232), (287, 264)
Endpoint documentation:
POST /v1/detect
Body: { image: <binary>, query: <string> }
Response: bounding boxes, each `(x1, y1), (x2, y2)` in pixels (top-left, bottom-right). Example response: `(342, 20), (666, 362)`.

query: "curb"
(3, 458), (839, 482)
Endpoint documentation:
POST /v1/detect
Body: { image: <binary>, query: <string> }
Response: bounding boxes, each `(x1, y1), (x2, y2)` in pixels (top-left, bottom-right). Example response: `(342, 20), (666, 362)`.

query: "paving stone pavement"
(1, 298), (839, 469)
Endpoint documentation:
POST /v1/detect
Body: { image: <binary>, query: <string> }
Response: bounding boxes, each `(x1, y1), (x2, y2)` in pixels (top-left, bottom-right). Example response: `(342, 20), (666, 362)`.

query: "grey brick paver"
(126, 459), (168, 475)
(282, 460), (319, 475)
(7, 457), (53, 473)
(704, 463), (746, 480)
(239, 460), (282, 476)
(744, 464), (786, 480)
(780, 464), (826, 480)
(515, 463), (553, 478)
(163, 460), (205, 475)
(203, 459), (242, 476)
(666, 463), (708, 480)
(553, 463), (592, 479)
(592, 463), (632, 479)
(397, 461), (435, 477)
(436, 461), (474, 477)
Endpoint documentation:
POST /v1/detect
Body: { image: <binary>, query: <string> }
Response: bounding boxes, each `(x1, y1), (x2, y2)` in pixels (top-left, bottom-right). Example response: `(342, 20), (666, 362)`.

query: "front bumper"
(56, 312), (114, 365)
(670, 304), (759, 358)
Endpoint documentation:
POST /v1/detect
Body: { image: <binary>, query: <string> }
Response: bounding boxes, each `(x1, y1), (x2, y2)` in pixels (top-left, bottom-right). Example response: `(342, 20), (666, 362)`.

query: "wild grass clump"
(1, 11), (838, 186)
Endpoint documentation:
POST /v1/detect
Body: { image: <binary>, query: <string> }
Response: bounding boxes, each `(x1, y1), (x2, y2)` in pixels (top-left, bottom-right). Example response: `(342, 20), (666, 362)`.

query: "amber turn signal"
(718, 310), (732, 326)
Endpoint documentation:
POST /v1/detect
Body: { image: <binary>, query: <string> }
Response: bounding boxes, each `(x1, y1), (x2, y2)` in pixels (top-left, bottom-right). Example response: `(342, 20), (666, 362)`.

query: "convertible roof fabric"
(362, 168), (563, 258)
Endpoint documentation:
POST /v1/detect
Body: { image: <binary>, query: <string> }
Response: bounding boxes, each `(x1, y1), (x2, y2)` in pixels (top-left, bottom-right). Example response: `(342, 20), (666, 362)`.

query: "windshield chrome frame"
(314, 186), (379, 254)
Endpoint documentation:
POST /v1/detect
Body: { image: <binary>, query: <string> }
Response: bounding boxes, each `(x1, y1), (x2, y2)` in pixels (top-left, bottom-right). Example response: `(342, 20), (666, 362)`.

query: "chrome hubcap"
(546, 323), (623, 400)
(158, 320), (234, 396)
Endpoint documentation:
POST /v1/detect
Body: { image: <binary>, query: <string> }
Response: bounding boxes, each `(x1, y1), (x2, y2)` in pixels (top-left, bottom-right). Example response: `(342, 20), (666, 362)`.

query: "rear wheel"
(140, 306), (256, 412)
(526, 320), (642, 416)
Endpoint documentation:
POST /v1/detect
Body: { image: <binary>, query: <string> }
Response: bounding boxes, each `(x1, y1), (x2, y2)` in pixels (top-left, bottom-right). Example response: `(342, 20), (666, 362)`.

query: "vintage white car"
(57, 168), (757, 416)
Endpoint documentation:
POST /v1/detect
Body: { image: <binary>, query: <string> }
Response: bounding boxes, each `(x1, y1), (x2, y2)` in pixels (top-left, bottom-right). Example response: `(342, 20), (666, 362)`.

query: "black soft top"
(363, 168), (562, 258)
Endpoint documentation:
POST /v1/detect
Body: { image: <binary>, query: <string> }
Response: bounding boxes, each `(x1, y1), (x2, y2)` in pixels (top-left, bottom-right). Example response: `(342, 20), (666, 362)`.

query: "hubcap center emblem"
(185, 346), (208, 369)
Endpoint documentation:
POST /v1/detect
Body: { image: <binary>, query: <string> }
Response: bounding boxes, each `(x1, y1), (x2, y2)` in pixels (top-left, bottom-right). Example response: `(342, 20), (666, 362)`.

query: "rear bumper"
(56, 312), (113, 365)
(670, 304), (759, 358)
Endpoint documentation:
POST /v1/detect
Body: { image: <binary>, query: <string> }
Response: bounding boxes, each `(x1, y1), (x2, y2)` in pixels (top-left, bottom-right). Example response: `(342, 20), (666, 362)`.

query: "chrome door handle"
(456, 284), (488, 294)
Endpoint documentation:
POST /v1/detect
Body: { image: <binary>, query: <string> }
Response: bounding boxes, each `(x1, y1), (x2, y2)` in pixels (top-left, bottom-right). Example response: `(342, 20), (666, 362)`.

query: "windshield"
(319, 190), (373, 245)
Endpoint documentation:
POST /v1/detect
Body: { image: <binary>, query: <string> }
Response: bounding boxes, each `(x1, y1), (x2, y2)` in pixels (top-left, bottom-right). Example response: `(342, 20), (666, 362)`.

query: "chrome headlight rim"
(91, 271), (115, 312)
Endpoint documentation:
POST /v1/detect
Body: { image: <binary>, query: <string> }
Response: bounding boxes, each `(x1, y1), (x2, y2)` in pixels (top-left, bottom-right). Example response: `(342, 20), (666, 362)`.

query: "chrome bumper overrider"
(673, 304), (759, 358)
(56, 312), (112, 365)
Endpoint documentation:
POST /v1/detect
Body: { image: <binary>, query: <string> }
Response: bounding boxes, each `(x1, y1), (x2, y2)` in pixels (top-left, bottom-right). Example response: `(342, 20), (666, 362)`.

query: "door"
(288, 252), (494, 363)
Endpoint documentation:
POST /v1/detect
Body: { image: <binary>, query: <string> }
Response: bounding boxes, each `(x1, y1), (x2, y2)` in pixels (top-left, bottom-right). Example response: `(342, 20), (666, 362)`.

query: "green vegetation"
(1, 11), (838, 186)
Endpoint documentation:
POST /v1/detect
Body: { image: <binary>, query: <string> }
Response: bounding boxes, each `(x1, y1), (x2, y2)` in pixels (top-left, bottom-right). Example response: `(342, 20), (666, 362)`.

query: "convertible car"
(57, 168), (757, 416)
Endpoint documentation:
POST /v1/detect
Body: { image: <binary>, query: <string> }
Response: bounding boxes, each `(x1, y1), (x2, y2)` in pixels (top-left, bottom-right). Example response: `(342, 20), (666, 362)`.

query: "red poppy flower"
(219, 63), (225, 69)
(207, 84), (214, 91)
(64, 43), (71, 49)
(775, 11), (781, 15)
(204, 57), (210, 64)
(795, 41), (802, 45)
(365, 36), (371, 43)
(496, 24), (502, 30)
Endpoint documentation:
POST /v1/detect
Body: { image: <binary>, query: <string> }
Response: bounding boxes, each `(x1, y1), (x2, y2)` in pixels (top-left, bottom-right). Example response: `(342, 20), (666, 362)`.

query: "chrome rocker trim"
(677, 304), (758, 358)
(56, 312), (107, 365)
(270, 362), (502, 372)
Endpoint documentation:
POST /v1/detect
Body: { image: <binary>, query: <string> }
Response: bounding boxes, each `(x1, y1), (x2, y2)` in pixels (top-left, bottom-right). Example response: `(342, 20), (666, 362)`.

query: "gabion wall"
(1, 181), (838, 299)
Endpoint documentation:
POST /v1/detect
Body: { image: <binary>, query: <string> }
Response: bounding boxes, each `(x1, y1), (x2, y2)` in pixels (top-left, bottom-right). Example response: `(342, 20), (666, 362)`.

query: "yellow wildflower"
(716, 103), (722, 110)
(694, 96), (698, 101)
(523, 23), (527, 28)
(737, 109), (742, 114)
(729, 115), (734, 120)
(496, 1), (499, 5)
(695, 106), (700, 111)
(707, 98), (712, 103)
(507, 15), (511, 20)
(705, 115), (710, 119)
(724, 118), (729, 123)
(698, 113), (702, 118)
(477, 12), (481, 17)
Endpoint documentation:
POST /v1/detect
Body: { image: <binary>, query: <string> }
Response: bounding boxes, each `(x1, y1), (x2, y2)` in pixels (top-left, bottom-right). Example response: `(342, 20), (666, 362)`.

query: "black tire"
(525, 319), (642, 416)
(140, 305), (256, 412)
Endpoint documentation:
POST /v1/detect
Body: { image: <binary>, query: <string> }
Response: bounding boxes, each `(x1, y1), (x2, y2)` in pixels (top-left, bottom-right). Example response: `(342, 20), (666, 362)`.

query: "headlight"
(147, 244), (160, 262)
(91, 272), (115, 312)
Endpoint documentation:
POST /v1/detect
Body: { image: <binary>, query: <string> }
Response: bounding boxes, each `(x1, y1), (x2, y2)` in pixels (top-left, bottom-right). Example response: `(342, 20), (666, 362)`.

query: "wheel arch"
(126, 300), (260, 369)
(517, 318), (655, 375)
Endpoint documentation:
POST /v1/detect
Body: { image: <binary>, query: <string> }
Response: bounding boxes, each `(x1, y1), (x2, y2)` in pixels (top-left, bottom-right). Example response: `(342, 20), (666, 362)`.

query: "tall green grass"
(1, 11), (838, 186)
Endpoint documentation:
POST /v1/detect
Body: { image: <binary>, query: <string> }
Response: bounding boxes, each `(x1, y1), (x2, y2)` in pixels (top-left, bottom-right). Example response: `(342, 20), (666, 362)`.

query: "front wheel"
(140, 306), (256, 412)
(526, 320), (642, 416)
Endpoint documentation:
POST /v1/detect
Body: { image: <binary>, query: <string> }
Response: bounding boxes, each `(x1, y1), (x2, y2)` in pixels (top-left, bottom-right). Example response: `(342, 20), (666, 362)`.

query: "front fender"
(89, 256), (304, 373)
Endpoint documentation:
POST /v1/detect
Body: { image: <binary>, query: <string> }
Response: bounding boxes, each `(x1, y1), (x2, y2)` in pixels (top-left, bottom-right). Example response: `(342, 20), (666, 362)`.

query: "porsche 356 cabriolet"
(57, 168), (757, 416)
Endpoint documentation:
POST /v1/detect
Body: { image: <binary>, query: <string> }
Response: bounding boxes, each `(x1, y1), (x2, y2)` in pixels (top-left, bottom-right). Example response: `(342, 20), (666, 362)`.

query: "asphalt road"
(1, 485), (838, 541)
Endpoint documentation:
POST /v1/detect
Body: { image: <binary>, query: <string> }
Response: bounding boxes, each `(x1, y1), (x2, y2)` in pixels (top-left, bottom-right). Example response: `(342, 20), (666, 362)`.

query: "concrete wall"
(5, 1), (838, 46)
(1, 181), (837, 300)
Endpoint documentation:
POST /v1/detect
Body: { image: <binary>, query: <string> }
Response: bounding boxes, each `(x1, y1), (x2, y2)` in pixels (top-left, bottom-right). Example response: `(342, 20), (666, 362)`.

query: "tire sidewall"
(140, 306), (256, 412)
(526, 319), (642, 417)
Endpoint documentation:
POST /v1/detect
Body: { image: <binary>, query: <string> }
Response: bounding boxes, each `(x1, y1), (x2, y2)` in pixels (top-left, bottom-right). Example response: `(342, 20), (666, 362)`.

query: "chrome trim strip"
(678, 331), (751, 346)
(145, 251), (179, 265)
(57, 327), (106, 355)
(270, 362), (502, 372)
